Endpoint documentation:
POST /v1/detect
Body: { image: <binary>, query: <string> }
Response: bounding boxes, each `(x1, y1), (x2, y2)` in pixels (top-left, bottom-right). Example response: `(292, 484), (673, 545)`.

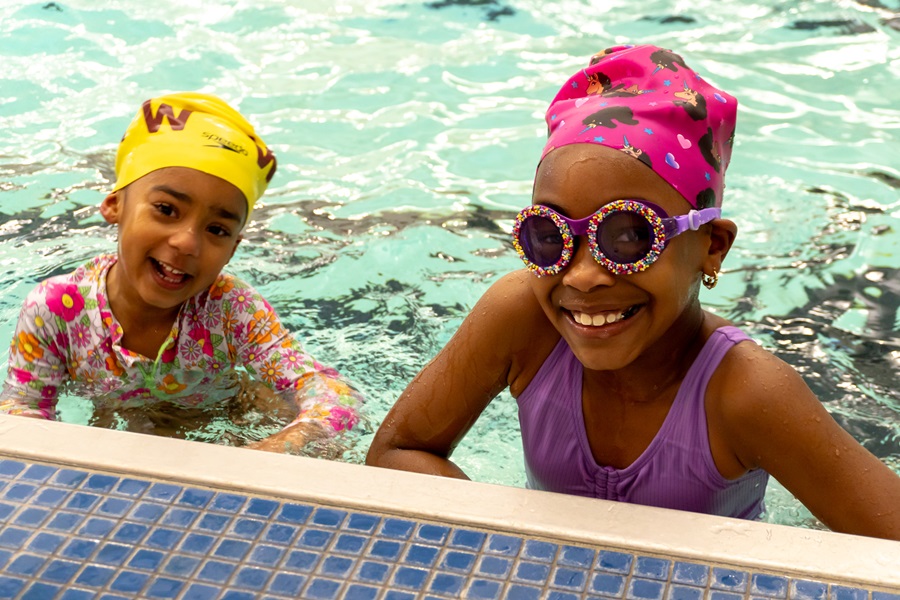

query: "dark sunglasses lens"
(596, 211), (653, 264)
(520, 216), (565, 268)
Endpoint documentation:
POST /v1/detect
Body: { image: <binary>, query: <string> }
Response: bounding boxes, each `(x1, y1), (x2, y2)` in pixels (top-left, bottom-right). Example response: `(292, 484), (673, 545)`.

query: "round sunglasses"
(511, 199), (721, 277)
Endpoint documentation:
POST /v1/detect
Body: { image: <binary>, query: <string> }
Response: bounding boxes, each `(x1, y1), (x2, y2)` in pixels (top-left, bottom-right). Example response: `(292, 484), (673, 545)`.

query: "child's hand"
(244, 420), (326, 455)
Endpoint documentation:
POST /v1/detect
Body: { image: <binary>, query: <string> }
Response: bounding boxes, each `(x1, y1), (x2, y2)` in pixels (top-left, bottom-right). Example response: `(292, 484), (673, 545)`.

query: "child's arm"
(709, 342), (900, 540)
(221, 279), (364, 454)
(0, 291), (65, 419)
(366, 270), (551, 477)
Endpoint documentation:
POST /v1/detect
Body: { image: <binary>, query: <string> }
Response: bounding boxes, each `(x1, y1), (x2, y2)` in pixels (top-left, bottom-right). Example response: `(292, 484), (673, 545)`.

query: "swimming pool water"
(1, 0), (898, 530)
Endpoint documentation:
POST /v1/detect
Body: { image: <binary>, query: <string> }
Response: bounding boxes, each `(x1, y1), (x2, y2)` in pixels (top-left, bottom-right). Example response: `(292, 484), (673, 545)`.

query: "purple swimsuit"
(517, 326), (768, 519)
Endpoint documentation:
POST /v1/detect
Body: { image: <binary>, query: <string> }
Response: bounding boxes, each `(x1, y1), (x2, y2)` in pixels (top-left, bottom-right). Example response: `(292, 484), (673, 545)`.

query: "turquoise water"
(1, 0), (898, 530)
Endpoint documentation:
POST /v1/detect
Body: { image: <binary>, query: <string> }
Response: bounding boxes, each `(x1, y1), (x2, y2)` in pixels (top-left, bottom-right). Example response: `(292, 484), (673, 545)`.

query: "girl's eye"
(208, 225), (232, 238)
(154, 203), (175, 217)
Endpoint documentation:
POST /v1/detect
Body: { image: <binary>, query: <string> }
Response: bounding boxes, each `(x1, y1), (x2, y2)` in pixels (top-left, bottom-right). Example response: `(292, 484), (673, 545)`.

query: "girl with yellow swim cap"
(0, 93), (363, 454)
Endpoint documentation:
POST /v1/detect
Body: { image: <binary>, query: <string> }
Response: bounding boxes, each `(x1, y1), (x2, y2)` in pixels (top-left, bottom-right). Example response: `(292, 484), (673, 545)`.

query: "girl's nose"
(168, 226), (202, 257)
(561, 238), (616, 291)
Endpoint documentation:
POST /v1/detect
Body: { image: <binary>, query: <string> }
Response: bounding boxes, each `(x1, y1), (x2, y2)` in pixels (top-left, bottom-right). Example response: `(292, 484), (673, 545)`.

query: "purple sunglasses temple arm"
(663, 207), (721, 238)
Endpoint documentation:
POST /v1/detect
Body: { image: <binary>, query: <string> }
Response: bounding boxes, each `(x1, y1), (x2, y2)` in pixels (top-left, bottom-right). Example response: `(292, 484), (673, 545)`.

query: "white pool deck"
(0, 414), (897, 592)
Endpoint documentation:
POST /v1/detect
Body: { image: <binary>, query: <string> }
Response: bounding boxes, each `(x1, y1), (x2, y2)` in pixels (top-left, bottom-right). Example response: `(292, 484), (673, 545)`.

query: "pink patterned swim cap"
(542, 44), (737, 208)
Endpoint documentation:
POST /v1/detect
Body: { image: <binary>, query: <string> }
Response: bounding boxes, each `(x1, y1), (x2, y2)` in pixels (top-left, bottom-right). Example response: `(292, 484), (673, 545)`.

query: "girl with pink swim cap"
(368, 45), (900, 539)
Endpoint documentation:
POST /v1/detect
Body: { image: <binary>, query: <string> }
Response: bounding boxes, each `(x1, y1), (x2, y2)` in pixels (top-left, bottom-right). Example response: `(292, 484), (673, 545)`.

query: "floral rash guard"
(0, 255), (362, 433)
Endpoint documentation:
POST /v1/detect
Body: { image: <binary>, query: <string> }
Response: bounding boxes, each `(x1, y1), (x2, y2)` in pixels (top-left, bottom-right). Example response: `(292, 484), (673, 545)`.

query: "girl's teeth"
(575, 311), (624, 327)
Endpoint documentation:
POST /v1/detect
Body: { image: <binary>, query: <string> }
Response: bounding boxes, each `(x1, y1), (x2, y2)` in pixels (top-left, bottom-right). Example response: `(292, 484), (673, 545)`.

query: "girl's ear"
(99, 192), (122, 224)
(704, 218), (737, 277)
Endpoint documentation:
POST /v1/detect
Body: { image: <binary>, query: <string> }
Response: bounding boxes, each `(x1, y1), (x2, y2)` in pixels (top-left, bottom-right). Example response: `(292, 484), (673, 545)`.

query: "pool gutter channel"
(0, 415), (897, 590)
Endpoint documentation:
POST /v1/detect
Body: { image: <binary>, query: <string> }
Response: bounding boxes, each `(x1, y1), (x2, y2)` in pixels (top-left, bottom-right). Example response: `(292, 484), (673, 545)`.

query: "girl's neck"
(585, 305), (709, 404)
(105, 262), (182, 357)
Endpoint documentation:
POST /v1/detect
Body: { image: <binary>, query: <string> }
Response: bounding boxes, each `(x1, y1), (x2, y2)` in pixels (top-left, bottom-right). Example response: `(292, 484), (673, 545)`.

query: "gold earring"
(702, 270), (719, 290)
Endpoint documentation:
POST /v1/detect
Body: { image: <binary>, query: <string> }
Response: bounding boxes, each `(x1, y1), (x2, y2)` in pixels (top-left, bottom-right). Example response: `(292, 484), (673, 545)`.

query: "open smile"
(568, 304), (642, 328)
(150, 258), (193, 287)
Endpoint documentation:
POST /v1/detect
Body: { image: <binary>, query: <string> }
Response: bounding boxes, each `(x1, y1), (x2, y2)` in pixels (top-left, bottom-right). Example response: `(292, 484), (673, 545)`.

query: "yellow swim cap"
(113, 92), (277, 217)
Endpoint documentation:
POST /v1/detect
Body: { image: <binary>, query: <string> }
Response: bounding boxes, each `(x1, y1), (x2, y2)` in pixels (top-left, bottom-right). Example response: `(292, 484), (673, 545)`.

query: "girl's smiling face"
(100, 166), (247, 320)
(529, 143), (724, 372)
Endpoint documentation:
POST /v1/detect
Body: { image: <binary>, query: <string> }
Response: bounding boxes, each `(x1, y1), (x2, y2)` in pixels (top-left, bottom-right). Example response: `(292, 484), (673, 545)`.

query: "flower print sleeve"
(0, 284), (70, 419)
(219, 277), (363, 434)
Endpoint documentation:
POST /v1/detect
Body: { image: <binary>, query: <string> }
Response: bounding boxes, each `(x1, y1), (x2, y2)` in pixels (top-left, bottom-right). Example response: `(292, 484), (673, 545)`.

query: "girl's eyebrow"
(151, 185), (243, 223)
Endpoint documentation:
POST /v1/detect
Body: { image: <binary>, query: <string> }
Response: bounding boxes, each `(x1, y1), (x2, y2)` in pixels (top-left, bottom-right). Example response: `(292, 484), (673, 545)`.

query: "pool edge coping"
(0, 415), (898, 590)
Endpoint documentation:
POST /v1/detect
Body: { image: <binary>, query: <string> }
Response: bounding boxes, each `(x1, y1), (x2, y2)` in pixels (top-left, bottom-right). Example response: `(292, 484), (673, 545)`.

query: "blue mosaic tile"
(507, 584), (543, 600)
(672, 561), (708, 586)
(234, 566), (271, 590)
(384, 591), (416, 600)
(416, 523), (450, 544)
(5, 483), (38, 501)
(84, 474), (118, 492)
(129, 549), (165, 570)
(553, 566), (588, 591)
(145, 576), (184, 599)
(548, 592), (580, 600)
(522, 539), (558, 562)
(369, 539), (403, 561)
(214, 538), (251, 560)
(263, 523), (298, 545)
(381, 518), (416, 539)
(80, 517), (117, 537)
(430, 572), (466, 595)
(164, 554), (201, 577)
(356, 560), (391, 583)
(161, 507), (198, 528)
(313, 508), (347, 528)
(114, 478), (150, 497)
(392, 566), (429, 590)
(146, 483), (182, 502)
(248, 544), (285, 567)
(14, 506), (50, 526)
(110, 571), (151, 593)
(831, 586), (868, 600)
(181, 533), (216, 555)
(305, 577), (342, 600)
(333, 533), (368, 554)
(405, 543), (440, 567)
(268, 572), (306, 595)
(182, 583), (220, 600)
(478, 555), (512, 578)
(75, 564), (115, 587)
(95, 542), (133, 565)
(231, 517), (265, 539)
(242, 498), (277, 518)
(197, 560), (236, 583)
(34, 487), (68, 507)
(112, 522), (150, 544)
(636, 556), (671, 580)
(283, 549), (321, 572)
(61, 538), (98, 560)
(0, 503), (14, 520)
(591, 572), (627, 597)
(7, 553), (46, 576)
(709, 593), (743, 600)
(485, 533), (521, 556)
(441, 550), (477, 572)
(0, 526), (31, 548)
(467, 578), (503, 599)
(668, 584), (704, 600)
(98, 497), (133, 517)
(345, 584), (380, 600)
(712, 567), (749, 592)
(210, 493), (246, 513)
(179, 488), (214, 508)
(754, 573), (789, 597)
(0, 460), (25, 476)
(873, 593), (900, 600)
(21, 582), (60, 600)
(450, 528), (486, 551)
(514, 561), (551, 583)
(146, 528), (184, 550)
(131, 502), (166, 522)
(0, 576), (26, 598)
(346, 513), (380, 533)
(320, 555), (355, 578)
(597, 550), (633, 574)
(59, 590), (95, 600)
(276, 502), (312, 524)
(28, 531), (65, 554)
(791, 579), (828, 600)
(628, 578), (666, 600)
(559, 545), (595, 568)
(41, 559), (81, 583)
(21, 464), (56, 482)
